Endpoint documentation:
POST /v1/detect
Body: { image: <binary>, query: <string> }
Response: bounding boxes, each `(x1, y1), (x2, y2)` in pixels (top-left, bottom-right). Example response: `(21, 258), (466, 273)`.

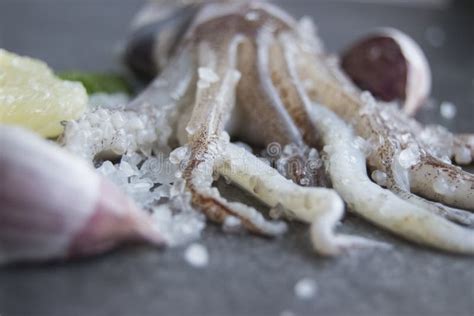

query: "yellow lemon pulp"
(0, 49), (88, 138)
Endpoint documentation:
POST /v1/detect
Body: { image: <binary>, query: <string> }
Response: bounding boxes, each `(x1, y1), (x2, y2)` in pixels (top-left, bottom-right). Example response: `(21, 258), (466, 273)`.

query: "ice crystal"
(294, 278), (318, 300)
(184, 243), (209, 268)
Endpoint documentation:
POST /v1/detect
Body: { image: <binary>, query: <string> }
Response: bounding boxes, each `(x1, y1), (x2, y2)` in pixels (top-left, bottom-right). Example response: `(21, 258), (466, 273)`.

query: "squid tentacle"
(309, 104), (474, 254)
(250, 31), (305, 146)
(184, 140), (287, 236)
(217, 143), (388, 255)
(359, 113), (474, 224)
(409, 157), (474, 211)
(353, 99), (474, 212)
(390, 186), (474, 227)
(280, 31), (474, 253)
(268, 33), (317, 145)
(126, 49), (193, 113)
(294, 46), (474, 214)
(61, 49), (195, 161)
(231, 31), (386, 254)
(181, 39), (287, 236)
(360, 116), (474, 226)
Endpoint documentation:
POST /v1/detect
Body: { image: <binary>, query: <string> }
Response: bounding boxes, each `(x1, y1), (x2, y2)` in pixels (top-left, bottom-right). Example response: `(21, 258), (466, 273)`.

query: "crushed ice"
(245, 11), (260, 21)
(197, 67), (219, 89)
(97, 154), (206, 246)
(294, 278), (318, 300)
(273, 143), (324, 187)
(439, 101), (456, 119)
(453, 146), (471, 165)
(397, 144), (421, 169)
(62, 103), (159, 160)
(419, 125), (454, 162)
(67, 93), (206, 247)
(222, 216), (242, 233)
(371, 170), (388, 187)
(97, 153), (174, 208)
(354, 136), (373, 157)
(432, 176), (456, 196)
(184, 243), (209, 268)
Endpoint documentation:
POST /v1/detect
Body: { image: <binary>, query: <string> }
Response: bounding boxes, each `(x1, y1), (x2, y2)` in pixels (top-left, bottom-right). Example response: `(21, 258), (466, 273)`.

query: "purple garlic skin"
(342, 36), (408, 102)
(341, 28), (431, 115)
(0, 126), (164, 265)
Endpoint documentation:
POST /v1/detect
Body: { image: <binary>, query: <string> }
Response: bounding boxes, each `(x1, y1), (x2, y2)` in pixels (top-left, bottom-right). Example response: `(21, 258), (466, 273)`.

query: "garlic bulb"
(341, 27), (431, 115)
(0, 126), (164, 265)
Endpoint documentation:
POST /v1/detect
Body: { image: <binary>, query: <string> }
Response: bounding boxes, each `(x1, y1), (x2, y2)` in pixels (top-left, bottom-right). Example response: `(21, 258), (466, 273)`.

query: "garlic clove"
(0, 125), (164, 265)
(341, 27), (431, 115)
(68, 178), (164, 258)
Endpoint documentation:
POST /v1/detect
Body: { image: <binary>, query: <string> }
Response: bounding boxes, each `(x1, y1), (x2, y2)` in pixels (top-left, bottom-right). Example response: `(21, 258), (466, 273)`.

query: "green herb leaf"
(58, 71), (132, 95)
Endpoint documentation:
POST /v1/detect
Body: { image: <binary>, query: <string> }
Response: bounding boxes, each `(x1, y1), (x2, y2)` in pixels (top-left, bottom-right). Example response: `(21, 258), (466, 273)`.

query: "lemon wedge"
(0, 49), (88, 138)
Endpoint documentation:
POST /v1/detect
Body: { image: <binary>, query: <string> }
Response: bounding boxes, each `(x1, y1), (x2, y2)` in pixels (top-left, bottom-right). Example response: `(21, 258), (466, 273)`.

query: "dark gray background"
(0, 1), (473, 316)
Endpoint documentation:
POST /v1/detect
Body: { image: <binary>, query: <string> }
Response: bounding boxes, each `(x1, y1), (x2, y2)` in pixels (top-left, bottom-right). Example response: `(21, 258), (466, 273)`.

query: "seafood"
(63, 0), (473, 255)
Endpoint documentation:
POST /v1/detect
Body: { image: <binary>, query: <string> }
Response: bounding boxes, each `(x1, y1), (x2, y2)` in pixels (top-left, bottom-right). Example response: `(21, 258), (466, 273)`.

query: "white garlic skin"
(0, 126), (164, 265)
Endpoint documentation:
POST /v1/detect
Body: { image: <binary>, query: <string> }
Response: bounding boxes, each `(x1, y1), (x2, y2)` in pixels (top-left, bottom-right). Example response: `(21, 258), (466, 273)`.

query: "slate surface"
(0, 1), (473, 316)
